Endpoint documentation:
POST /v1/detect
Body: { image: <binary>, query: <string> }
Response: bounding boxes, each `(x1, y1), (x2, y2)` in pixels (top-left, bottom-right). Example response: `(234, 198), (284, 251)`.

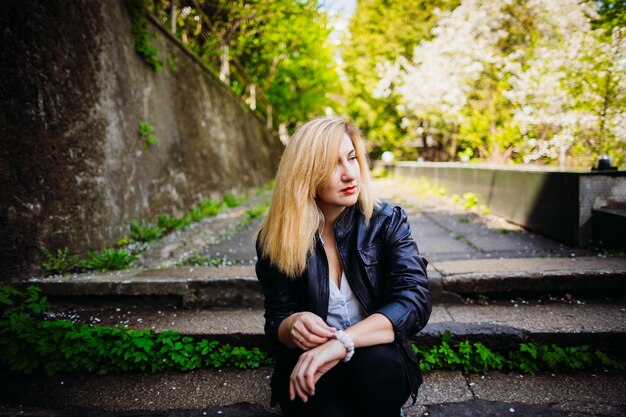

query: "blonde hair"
(258, 116), (378, 278)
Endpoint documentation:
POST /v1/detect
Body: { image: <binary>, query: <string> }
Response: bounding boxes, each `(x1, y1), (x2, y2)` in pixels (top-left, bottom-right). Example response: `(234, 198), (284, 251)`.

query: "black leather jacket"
(255, 201), (432, 405)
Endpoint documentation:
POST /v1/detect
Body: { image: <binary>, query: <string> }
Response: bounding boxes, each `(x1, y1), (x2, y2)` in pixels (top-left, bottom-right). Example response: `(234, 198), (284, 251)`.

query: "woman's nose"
(341, 163), (356, 182)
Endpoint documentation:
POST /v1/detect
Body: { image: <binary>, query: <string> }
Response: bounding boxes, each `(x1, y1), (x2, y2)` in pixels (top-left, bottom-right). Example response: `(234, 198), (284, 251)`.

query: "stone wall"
(0, 1), (283, 281)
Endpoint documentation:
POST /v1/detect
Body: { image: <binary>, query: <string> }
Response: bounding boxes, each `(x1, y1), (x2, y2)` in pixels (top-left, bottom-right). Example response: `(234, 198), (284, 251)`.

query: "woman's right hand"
(279, 312), (336, 350)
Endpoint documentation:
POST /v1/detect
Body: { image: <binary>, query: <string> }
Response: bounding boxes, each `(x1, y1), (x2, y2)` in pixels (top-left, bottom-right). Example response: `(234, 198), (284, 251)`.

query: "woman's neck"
(319, 205), (345, 238)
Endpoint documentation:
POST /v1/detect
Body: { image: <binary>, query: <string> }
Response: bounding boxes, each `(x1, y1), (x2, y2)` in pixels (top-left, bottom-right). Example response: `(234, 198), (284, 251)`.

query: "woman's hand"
(279, 312), (336, 350)
(289, 339), (346, 402)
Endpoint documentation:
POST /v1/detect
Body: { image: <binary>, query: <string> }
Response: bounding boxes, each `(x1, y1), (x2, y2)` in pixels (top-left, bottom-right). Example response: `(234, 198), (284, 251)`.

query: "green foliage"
(200, 198), (222, 216)
(341, 0), (460, 158)
(0, 287), (272, 375)
(147, 0), (340, 129)
(166, 54), (177, 72)
(41, 247), (83, 276)
(592, 0), (626, 34)
(461, 192), (479, 209)
(83, 248), (137, 271)
(371, 167), (390, 178)
(126, 0), (163, 71)
(41, 246), (136, 275)
(138, 120), (158, 149)
(130, 220), (165, 242)
(41, 191), (255, 274)
(2, 288), (624, 377)
(239, 201), (270, 227)
(413, 330), (625, 374)
(222, 193), (245, 208)
(177, 255), (234, 267)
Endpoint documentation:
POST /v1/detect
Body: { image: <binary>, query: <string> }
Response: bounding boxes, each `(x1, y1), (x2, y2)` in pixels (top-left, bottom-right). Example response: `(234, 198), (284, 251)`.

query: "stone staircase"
(5, 179), (626, 416)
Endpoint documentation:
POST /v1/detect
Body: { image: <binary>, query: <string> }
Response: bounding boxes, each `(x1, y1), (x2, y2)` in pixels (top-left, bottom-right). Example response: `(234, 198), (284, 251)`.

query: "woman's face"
(316, 134), (361, 213)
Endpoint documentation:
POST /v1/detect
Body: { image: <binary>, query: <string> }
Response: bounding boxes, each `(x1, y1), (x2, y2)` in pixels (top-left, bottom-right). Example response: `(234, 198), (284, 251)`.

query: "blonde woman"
(256, 116), (431, 417)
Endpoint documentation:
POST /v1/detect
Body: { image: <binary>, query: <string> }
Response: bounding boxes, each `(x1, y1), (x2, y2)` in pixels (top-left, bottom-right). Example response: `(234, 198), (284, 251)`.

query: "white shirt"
(327, 271), (367, 330)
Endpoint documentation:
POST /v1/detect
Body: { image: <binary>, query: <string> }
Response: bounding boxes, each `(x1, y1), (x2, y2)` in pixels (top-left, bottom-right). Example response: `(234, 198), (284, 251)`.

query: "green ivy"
(125, 0), (163, 71)
(0, 286), (271, 376)
(3, 287), (625, 378)
(413, 330), (625, 374)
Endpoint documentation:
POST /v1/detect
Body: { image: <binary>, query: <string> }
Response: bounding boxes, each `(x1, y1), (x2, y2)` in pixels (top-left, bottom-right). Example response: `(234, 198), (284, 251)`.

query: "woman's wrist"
(333, 330), (355, 362)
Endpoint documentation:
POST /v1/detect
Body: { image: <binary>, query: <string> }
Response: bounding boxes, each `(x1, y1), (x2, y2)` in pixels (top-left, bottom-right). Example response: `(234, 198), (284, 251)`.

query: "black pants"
(278, 343), (411, 417)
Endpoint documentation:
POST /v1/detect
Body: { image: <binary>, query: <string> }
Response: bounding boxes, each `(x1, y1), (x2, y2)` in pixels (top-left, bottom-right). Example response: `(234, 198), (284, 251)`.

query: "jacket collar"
(333, 203), (358, 242)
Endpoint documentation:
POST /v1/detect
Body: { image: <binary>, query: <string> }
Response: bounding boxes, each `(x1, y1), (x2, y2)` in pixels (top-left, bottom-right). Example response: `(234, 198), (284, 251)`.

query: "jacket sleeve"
(373, 205), (432, 340)
(255, 239), (299, 348)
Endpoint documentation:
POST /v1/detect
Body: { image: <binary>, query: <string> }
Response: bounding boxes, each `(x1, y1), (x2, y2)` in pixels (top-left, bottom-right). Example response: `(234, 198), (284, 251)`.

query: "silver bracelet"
(334, 330), (355, 362)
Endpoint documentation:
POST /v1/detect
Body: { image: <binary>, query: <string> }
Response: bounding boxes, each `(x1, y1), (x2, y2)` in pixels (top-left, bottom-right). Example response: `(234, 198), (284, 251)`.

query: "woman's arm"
(374, 205), (432, 340)
(289, 312), (394, 401)
(256, 238), (335, 350)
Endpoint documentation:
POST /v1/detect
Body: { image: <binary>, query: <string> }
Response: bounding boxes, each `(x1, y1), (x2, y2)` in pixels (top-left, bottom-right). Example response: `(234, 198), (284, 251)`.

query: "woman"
(255, 116), (431, 417)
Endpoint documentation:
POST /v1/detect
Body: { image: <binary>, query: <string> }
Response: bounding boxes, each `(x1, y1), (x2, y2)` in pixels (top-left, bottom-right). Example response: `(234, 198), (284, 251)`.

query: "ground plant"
(137, 120), (159, 149)
(1, 287), (623, 377)
(41, 192), (253, 274)
(41, 248), (83, 276)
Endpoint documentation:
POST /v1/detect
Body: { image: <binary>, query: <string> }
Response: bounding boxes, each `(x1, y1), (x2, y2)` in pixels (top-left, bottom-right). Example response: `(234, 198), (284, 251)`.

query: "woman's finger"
(303, 319), (335, 338)
(291, 328), (315, 350)
(291, 353), (315, 401)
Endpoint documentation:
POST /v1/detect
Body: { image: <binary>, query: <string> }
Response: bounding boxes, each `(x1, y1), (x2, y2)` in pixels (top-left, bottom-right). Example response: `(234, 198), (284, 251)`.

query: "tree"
(341, 0), (459, 159)
(148, 0), (341, 129)
(375, 0), (626, 167)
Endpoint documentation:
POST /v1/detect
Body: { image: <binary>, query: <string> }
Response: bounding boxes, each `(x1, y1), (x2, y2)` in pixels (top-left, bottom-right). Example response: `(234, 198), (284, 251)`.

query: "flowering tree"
(376, 0), (626, 167)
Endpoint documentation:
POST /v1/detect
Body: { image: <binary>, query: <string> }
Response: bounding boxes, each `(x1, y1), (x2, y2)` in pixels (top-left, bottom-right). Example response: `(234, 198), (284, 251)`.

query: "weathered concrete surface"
(45, 301), (626, 351)
(28, 265), (263, 308)
(28, 255), (626, 308)
(0, 403), (278, 417)
(432, 257), (626, 294)
(0, 367), (276, 413)
(140, 195), (269, 269)
(2, 369), (625, 417)
(0, 0), (282, 282)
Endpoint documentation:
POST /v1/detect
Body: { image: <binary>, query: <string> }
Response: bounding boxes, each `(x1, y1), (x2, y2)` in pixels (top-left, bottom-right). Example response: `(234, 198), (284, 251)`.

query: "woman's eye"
(349, 156), (357, 161)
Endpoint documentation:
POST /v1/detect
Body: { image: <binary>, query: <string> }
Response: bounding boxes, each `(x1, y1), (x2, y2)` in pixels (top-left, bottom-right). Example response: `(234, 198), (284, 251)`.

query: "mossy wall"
(0, 1), (283, 281)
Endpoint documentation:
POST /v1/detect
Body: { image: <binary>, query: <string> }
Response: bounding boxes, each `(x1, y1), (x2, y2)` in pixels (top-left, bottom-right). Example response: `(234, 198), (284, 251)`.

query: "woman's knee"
(351, 344), (405, 375)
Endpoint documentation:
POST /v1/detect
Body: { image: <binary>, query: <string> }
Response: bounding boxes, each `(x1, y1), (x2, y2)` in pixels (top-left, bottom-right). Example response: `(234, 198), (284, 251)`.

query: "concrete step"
(28, 266), (264, 308)
(430, 256), (626, 298)
(28, 256), (626, 308)
(48, 301), (626, 353)
(2, 368), (625, 417)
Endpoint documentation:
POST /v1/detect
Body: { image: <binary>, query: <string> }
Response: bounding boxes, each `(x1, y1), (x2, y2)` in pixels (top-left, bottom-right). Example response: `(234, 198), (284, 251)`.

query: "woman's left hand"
(289, 338), (346, 402)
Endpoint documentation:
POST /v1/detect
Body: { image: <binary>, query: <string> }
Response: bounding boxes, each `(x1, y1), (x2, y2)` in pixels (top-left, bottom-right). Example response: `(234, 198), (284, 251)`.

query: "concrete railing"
(391, 162), (626, 247)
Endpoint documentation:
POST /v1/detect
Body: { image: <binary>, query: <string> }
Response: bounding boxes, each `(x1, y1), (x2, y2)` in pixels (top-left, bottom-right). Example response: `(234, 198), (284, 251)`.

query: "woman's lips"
(341, 185), (357, 195)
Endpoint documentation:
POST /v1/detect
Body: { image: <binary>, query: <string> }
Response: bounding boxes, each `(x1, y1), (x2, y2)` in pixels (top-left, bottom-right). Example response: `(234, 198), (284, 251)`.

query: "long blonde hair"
(258, 116), (377, 278)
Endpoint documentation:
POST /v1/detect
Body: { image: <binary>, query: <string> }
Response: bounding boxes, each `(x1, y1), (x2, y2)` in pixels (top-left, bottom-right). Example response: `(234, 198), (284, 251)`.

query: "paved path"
(2, 369), (625, 417)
